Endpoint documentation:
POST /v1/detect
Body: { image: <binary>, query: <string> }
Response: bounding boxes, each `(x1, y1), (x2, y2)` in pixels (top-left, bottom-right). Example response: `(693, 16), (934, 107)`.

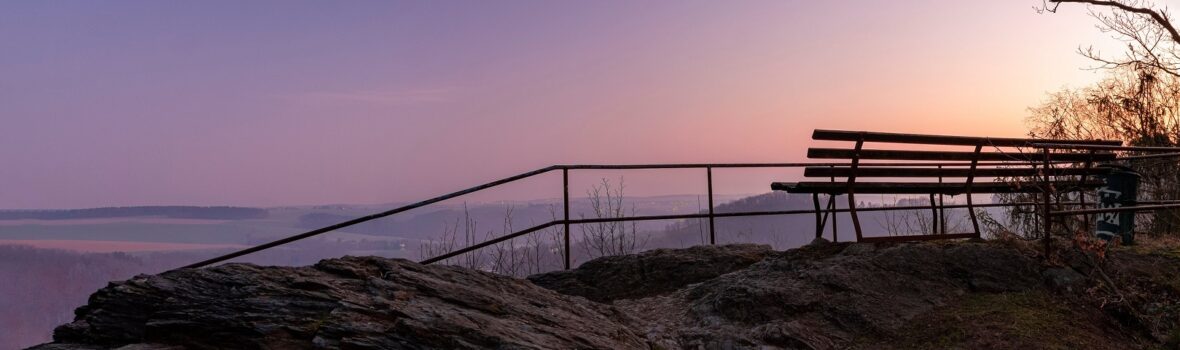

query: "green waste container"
(1094, 165), (1140, 244)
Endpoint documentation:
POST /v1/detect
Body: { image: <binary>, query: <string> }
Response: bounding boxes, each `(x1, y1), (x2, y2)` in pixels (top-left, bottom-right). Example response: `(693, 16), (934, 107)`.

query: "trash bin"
(1094, 165), (1140, 244)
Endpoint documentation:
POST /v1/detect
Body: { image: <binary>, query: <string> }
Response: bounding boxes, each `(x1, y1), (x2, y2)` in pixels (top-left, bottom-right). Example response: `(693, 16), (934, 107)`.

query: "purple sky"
(1, 1), (1121, 209)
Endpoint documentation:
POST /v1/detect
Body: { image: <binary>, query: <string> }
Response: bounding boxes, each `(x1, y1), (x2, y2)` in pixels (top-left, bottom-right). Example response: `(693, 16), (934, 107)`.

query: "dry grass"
(873, 291), (1138, 349)
(1120, 234), (1180, 258)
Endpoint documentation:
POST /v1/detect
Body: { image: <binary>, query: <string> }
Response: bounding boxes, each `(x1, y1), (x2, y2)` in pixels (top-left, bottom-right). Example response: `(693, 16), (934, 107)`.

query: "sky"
(0, 1), (1146, 209)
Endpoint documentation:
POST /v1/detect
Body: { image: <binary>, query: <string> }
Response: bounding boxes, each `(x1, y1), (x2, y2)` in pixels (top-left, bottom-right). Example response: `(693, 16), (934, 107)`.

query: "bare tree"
(1034, 0), (1180, 149)
(1022, 68), (1180, 233)
(876, 196), (973, 237)
(878, 208), (935, 237)
(418, 203), (484, 269)
(487, 205), (523, 276)
(420, 201), (569, 276)
(579, 177), (647, 259)
(540, 204), (567, 272)
(877, 197), (935, 236)
(418, 217), (459, 261)
(488, 204), (567, 277)
(1017, 0), (1180, 235)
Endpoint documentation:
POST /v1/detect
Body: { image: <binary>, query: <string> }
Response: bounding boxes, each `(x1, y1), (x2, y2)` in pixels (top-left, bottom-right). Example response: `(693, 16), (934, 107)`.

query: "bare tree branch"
(1050, 0), (1180, 43)
(1042, 0), (1180, 76)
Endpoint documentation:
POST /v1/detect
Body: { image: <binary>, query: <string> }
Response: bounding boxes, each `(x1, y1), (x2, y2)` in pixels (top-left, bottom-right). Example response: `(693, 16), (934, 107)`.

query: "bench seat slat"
(770, 180), (1104, 195)
(807, 148), (1116, 162)
(803, 166), (1112, 178)
(811, 129), (1123, 147)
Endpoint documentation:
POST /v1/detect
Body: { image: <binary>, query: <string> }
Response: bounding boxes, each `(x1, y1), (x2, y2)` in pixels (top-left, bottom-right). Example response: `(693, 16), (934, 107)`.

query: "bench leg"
(929, 194), (939, 235)
(965, 144), (983, 239)
(847, 138), (865, 241)
(939, 193), (946, 234)
(967, 193), (980, 238)
(812, 193), (822, 238)
(828, 195), (838, 242)
(849, 192), (863, 241)
(813, 193), (837, 240)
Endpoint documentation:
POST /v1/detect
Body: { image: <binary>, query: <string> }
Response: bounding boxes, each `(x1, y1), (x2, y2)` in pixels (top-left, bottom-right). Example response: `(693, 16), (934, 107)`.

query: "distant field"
(0, 206), (268, 220)
(0, 196), (758, 249)
(0, 221), (297, 244)
(0, 217), (232, 226)
(0, 239), (247, 253)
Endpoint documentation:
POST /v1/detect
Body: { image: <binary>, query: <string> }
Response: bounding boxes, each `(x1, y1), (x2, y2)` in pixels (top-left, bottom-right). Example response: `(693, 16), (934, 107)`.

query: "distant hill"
(0, 206), (268, 221)
(655, 192), (984, 250)
(294, 195), (750, 240)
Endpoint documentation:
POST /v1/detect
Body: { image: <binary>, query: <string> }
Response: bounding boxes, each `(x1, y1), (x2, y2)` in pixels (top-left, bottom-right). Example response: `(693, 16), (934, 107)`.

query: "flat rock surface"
(527, 244), (773, 302)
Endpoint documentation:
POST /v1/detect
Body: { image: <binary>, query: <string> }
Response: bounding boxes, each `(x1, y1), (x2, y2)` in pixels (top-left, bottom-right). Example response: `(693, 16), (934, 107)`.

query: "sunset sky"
(0, 1), (1133, 209)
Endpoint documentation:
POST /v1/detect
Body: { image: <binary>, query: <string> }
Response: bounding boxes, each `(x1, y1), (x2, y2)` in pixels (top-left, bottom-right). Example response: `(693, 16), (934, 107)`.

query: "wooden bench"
(771, 130), (1122, 242)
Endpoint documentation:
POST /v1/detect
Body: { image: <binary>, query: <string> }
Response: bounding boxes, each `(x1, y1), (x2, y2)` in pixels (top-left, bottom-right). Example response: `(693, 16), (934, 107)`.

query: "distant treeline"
(0, 206), (269, 220)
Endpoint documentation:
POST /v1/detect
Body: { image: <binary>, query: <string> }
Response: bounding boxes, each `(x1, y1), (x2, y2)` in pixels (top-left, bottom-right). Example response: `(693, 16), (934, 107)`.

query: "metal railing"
(161, 130), (1180, 272)
(178, 160), (1115, 271)
(1033, 144), (1180, 254)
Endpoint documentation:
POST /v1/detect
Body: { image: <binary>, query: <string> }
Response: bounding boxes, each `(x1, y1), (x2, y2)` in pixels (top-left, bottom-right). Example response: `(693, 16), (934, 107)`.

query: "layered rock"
(32, 257), (647, 350)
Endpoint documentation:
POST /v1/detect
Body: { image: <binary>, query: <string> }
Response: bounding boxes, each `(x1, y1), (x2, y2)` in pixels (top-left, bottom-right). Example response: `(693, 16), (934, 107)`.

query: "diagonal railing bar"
(179, 165), (562, 269)
(419, 220), (562, 265)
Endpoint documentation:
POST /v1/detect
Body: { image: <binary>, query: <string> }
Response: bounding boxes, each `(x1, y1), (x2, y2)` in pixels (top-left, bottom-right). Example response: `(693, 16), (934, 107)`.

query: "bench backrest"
(804, 129), (1120, 182)
(778, 129), (1124, 242)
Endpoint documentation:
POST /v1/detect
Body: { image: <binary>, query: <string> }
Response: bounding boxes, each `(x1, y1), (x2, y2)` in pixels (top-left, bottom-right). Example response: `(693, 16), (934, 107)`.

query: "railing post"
(1042, 147), (1053, 258)
(829, 165), (838, 242)
(563, 168), (571, 270)
(938, 165), (946, 234)
(1080, 149), (1096, 233)
(965, 144), (983, 238)
(707, 166), (716, 245)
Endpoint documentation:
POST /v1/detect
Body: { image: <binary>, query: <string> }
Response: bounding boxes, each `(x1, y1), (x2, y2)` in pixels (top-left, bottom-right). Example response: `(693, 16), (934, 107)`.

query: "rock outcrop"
(31, 257), (646, 350)
(619, 242), (1046, 348)
(32, 241), (1180, 349)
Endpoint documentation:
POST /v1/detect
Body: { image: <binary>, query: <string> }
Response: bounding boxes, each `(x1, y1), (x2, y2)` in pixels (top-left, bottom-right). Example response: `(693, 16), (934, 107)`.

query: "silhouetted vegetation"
(1010, 0), (1180, 236)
